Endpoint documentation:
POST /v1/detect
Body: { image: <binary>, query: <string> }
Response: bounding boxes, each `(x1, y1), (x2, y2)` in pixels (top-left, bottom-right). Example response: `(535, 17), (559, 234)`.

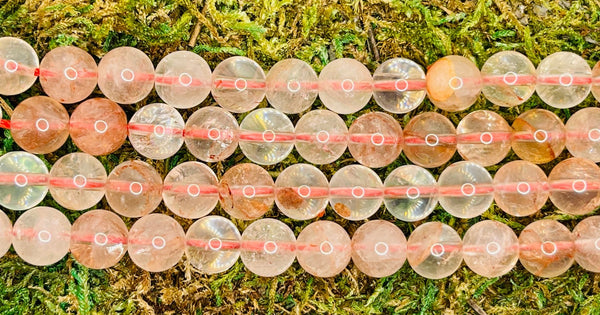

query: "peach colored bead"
(573, 216), (600, 272)
(351, 220), (406, 278)
(184, 106), (239, 162)
(163, 161), (218, 219)
(406, 222), (462, 279)
(463, 220), (519, 278)
(329, 165), (383, 221)
(318, 58), (372, 114)
(275, 164), (328, 220)
(128, 103), (185, 160)
(373, 58), (426, 113)
(438, 161), (493, 218)
(384, 165), (438, 222)
(39, 46), (97, 103)
(294, 109), (348, 165)
(128, 214), (185, 272)
(480, 51), (536, 107)
(548, 157), (600, 215)
(266, 59), (318, 114)
(240, 218), (296, 277)
(211, 56), (266, 113)
(536, 52), (591, 109)
(0, 211), (12, 257)
(0, 151), (48, 211)
(426, 55), (482, 111)
(239, 108), (294, 165)
(518, 220), (574, 278)
(185, 216), (241, 274)
(348, 112), (403, 168)
(97, 47), (154, 104)
(592, 61), (600, 102)
(456, 110), (512, 166)
(296, 221), (351, 278)
(403, 112), (456, 168)
(218, 163), (274, 220)
(493, 160), (548, 217)
(105, 161), (163, 218)
(0, 37), (38, 95)
(154, 51), (211, 108)
(511, 109), (566, 164)
(565, 107), (600, 162)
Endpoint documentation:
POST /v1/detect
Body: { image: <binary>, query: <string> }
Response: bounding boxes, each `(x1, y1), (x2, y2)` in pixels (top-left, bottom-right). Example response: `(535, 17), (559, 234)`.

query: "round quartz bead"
(372, 58), (426, 113)
(186, 216), (241, 274)
(294, 109), (348, 165)
(426, 55), (482, 111)
(511, 109), (566, 164)
(70, 210), (128, 269)
(39, 46), (97, 104)
(480, 51), (536, 107)
(536, 52), (592, 109)
(163, 161), (218, 219)
(456, 110), (512, 166)
(565, 107), (600, 162)
(154, 51), (211, 108)
(240, 218), (296, 277)
(463, 220), (519, 278)
(329, 165), (383, 220)
(266, 59), (318, 113)
(275, 164), (329, 220)
(406, 222), (462, 279)
(0, 211), (11, 257)
(0, 151), (48, 211)
(296, 220), (351, 277)
(438, 161), (493, 218)
(592, 61), (600, 101)
(318, 58), (373, 114)
(239, 108), (294, 165)
(573, 216), (600, 272)
(493, 160), (548, 217)
(548, 157), (600, 215)
(218, 163), (274, 220)
(383, 165), (438, 222)
(49, 153), (107, 211)
(128, 214), (185, 272)
(184, 106), (239, 162)
(351, 220), (407, 278)
(70, 98), (128, 156)
(403, 112), (457, 168)
(11, 96), (69, 154)
(348, 112), (403, 168)
(0, 37), (38, 95)
(211, 56), (266, 113)
(105, 161), (163, 218)
(519, 220), (574, 278)
(12, 207), (71, 266)
(128, 103), (185, 160)
(97, 47), (154, 104)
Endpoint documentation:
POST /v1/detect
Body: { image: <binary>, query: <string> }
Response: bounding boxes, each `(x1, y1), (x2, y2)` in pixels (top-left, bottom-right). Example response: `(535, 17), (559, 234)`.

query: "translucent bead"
(0, 151), (48, 211)
(348, 112), (403, 168)
(69, 98), (128, 156)
(275, 164), (329, 220)
(351, 220), (407, 278)
(592, 61), (600, 101)
(12, 207), (71, 266)
(240, 218), (296, 277)
(128, 214), (185, 272)
(39, 46), (97, 103)
(536, 52), (591, 109)
(0, 37), (38, 95)
(406, 222), (462, 279)
(211, 56), (266, 113)
(239, 108), (294, 165)
(0, 211), (12, 257)
(329, 165), (382, 220)
(49, 153), (107, 211)
(266, 59), (318, 113)
(184, 106), (239, 162)
(573, 216), (600, 272)
(403, 112), (456, 168)
(97, 47), (154, 104)
(296, 221), (351, 277)
(218, 163), (274, 220)
(493, 160), (548, 217)
(163, 161), (218, 219)
(548, 157), (600, 215)
(511, 109), (566, 164)
(70, 210), (128, 269)
(519, 220), (574, 278)
(462, 220), (519, 278)
(456, 110), (512, 166)
(372, 58), (426, 113)
(383, 165), (438, 222)
(294, 109), (348, 165)
(185, 215), (241, 274)
(154, 51), (211, 108)
(318, 58), (372, 114)
(438, 161), (493, 218)
(11, 96), (69, 154)
(565, 107), (600, 162)
(128, 103), (184, 160)
(426, 55), (482, 111)
(480, 51), (536, 107)
(105, 161), (163, 218)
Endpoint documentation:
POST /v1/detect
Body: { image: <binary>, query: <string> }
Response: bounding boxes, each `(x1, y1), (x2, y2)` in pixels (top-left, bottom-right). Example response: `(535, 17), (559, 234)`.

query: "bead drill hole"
(541, 241), (557, 256)
(425, 134), (439, 147)
(533, 130), (548, 143)
(208, 238), (222, 250)
(395, 79), (409, 92)
(516, 182), (531, 195)
(480, 132), (493, 145)
(94, 232), (108, 246)
(152, 236), (166, 249)
(297, 185), (311, 198)
(187, 184), (200, 197)
(120, 69), (135, 82)
(129, 182), (143, 195)
(352, 186), (365, 199)
(503, 71), (518, 85)
(36, 118), (49, 132)
(14, 174), (28, 187)
(287, 79), (301, 92)
(406, 187), (420, 199)
(370, 133), (385, 146)
(4, 59), (18, 73)
(64, 67), (78, 80)
(430, 243), (445, 257)
(461, 183), (476, 197)
(316, 130), (330, 143)
(94, 120), (108, 133)
(234, 78), (247, 91)
(72, 174), (87, 188)
(243, 185), (256, 198)
(374, 242), (389, 256)
(263, 241), (278, 254)
(486, 241), (501, 255)
(38, 230), (51, 243)
(178, 73), (193, 86)
(320, 241), (334, 255)
(448, 76), (463, 90)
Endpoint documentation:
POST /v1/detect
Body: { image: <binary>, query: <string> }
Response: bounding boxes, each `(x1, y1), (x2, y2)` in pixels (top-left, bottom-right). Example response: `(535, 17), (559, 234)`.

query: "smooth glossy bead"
(592, 61), (600, 101)
(383, 165), (438, 222)
(573, 216), (600, 272)
(480, 51), (536, 107)
(351, 220), (406, 278)
(511, 109), (566, 164)
(128, 214), (185, 272)
(266, 59), (318, 113)
(406, 222), (462, 279)
(128, 103), (184, 160)
(185, 215), (241, 274)
(519, 220), (574, 278)
(493, 160), (548, 217)
(184, 106), (239, 162)
(565, 107), (600, 162)
(463, 220), (519, 278)
(294, 109), (348, 165)
(39, 46), (97, 103)
(218, 163), (274, 220)
(438, 161), (493, 218)
(318, 58), (372, 114)
(373, 58), (426, 113)
(426, 55), (482, 111)
(0, 211), (12, 257)
(0, 37), (38, 95)
(240, 218), (296, 277)
(97, 47), (154, 104)
(49, 153), (106, 211)
(548, 157), (600, 215)
(456, 110), (512, 166)
(163, 162), (218, 219)
(275, 164), (328, 220)
(0, 151), (48, 211)
(296, 221), (351, 277)
(211, 56), (266, 113)
(329, 165), (383, 220)
(348, 112), (403, 168)
(403, 112), (456, 168)
(105, 161), (163, 218)
(154, 51), (211, 108)
(239, 108), (294, 165)
(536, 52), (591, 109)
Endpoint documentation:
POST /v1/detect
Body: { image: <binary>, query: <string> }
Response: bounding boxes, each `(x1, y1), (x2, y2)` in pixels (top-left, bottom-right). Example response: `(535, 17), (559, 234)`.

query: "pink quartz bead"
(184, 106), (239, 162)
(154, 51), (211, 109)
(39, 46), (98, 104)
(518, 220), (574, 278)
(383, 165), (438, 222)
(329, 165), (383, 221)
(493, 160), (548, 217)
(0, 211), (12, 257)
(12, 207), (71, 266)
(456, 110), (512, 166)
(105, 161), (163, 218)
(536, 52), (592, 109)
(426, 55), (482, 111)
(97, 47), (154, 104)
(406, 222), (462, 279)
(266, 59), (318, 114)
(480, 51), (536, 107)
(318, 58), (373, 114)
(348, 112), (403, 168)
(351, 220), (406, 278)
(548, 157), (600, 215)
(592, 61), (600, 101)
(573, 216), (600, 272)
(128, 214), (185, 272)
(403, 112), (456, 168)
(511, 109), (566, 164)
(294, 109), (348, 165)
(163, 161), (218, 219)
(462, 220), (519, 278)
(239, 108), (294, 165)
(70, 210), (128, 269)
(275, 164), (329, 220)
(372, 58), (426, 113)
(49, 153), (107, 211)
(218, 163), (274, 220)
(128, 103), (185, 160)
(185, 215), (241, 274)
(11, 96), (69, 154)
(0, 151), (48, 211)
(438, 161), (493, 218)
(565, 107), (600, 162)
(211, 56), (266, 113)
(240, 218), (296, 277)
(0, 37), (38, 95)
(296, 220), (351, 277)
